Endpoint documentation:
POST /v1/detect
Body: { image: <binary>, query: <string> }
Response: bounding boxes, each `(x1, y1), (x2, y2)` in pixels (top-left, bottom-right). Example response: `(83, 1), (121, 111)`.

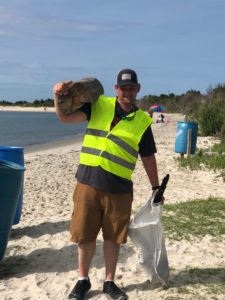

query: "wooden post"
(187, 128), (192, 158)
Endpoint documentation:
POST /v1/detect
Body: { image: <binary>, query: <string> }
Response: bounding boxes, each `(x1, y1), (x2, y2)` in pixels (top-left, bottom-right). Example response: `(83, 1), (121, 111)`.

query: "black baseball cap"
(117, 68), (139, 87)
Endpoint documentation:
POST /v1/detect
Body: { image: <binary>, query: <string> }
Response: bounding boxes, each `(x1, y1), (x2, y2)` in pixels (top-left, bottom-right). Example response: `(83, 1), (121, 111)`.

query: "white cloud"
(0, 4), (119, 41)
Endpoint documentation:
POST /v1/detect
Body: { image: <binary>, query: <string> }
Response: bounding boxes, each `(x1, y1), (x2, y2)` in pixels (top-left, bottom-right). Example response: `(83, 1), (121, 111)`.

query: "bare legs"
(104, 240), (120, 280)
(78, 241), (96, 277)
(78, 240), (120, 280)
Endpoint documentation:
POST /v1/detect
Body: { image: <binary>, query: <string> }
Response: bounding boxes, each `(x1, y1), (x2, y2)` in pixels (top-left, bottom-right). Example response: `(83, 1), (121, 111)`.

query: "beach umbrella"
(149, 105), (166, 113)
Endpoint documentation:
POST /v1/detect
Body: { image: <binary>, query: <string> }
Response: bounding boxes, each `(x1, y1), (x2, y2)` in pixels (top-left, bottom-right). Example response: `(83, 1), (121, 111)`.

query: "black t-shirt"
(75, 101), (157, 193)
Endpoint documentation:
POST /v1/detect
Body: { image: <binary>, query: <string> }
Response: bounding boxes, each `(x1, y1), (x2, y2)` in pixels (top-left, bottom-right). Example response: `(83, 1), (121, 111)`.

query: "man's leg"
(104, 240), (120, 280)
(78, 241), (96, 277)
(101, 191), (132, 299)
(103, 240), (127, 299)
(68, 241), (95, 299)
(68, 182), (101, 299)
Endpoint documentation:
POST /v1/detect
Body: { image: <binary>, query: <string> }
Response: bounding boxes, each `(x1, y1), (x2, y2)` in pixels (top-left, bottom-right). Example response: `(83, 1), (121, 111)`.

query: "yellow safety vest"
(79, 96), (152, 180)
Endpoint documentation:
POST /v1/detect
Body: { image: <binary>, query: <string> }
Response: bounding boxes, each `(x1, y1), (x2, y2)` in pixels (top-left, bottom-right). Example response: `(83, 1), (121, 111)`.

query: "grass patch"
(162, 197), (225, 241)
(211, 138), (225, 153)
(178, 149), (225, 170)
(176, 138), (225, 181)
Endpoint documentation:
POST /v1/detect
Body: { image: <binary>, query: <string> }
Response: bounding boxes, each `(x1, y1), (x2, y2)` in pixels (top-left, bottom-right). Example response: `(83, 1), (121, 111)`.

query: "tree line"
(136, 83), (225, 115)
(1, 83), (224, 114)
(0, 98), (54, 107)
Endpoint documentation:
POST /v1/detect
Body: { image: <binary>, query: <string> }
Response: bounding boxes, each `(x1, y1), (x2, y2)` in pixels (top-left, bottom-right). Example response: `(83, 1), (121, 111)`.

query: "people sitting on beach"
(156, 114), (165, 123)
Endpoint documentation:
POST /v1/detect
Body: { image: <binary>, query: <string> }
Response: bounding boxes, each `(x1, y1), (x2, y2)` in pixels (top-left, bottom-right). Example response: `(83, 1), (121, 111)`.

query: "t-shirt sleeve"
(78, 103), (92, 120)
(139, 126), (157, 157)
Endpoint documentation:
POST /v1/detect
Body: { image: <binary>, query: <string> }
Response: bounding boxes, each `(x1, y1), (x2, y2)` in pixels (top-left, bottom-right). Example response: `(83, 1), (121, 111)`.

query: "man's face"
(115, 84), (140, 104)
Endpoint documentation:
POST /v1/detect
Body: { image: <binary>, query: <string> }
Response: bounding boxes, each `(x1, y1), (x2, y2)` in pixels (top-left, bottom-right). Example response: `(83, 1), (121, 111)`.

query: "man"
(53, 69), (162, 300)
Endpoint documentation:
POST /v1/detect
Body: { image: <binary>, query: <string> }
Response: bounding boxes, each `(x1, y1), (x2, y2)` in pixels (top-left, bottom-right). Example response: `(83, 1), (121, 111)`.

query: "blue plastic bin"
(175, 121), (198, 154)
(0, 160), (25, 261)
(0, 146), (25, 224)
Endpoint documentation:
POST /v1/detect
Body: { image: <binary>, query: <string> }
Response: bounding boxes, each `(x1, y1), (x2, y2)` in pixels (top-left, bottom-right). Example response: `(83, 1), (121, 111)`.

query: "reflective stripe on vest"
(85, 128), (138, 158)
(81, 146), (136, 170)
(79, 96), (152, 180)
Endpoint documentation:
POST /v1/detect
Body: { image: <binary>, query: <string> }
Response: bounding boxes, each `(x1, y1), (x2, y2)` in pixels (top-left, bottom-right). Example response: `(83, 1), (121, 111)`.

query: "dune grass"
(176, 139), (225, 181)
(162, 197), (225, 241)
(162, 197), (225, 298)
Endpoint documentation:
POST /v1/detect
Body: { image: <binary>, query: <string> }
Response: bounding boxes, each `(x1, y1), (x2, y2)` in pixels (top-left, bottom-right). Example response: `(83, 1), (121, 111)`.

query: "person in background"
(156, 113), (165, 123)
(160, 113), (165, 123)
(53, 68), (163, 300)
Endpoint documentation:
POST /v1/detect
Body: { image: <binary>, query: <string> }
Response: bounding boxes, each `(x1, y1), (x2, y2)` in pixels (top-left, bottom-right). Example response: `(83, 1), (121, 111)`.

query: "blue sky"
(0, 0), (225, 102)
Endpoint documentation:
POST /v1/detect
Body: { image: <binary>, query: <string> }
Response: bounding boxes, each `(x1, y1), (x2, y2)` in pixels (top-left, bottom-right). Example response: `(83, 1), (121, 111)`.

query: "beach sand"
(0, 113), (225, 299)
(0, 106), (55, 112)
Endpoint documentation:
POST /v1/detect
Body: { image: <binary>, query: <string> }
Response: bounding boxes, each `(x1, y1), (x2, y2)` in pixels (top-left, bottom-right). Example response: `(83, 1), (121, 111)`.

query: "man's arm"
(141, 155), (166, 203)
(53, 82), (87, 124)
(141, 154), (160, 188)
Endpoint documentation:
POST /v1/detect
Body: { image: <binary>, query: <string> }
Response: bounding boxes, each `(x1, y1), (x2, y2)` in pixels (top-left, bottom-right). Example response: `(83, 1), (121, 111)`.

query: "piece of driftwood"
(57, 77), (104, 116)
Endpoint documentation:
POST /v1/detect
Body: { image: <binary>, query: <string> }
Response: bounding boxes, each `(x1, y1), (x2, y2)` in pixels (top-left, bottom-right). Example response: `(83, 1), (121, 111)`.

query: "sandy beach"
(0, 112), (225, 299)
(0, 106), (55, 112)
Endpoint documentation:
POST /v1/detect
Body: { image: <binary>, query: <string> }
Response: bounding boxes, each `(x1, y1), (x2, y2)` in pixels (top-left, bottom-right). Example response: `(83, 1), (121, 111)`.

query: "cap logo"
(122, 73), (131, 80)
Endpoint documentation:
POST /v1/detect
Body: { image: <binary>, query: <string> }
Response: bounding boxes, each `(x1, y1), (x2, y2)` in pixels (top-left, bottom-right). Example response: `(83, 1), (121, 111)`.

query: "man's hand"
(152, 174), (169, 205)
(53, 81), (72, 96)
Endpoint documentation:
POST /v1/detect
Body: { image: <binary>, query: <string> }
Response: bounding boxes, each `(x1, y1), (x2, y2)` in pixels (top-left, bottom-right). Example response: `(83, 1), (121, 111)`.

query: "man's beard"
(122, 97), (135, 103)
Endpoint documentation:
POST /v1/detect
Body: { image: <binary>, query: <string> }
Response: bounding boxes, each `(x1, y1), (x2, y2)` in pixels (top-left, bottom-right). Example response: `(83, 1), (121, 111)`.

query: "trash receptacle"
(175, 121), (198, 154)
(0, 160), (25, 261)
(0, 146), (25, 224)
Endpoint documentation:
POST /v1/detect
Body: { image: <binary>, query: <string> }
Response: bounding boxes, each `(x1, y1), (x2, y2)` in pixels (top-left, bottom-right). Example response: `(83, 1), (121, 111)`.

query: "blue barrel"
(175, 121), (198, 154)
(0, 146), (24, 224)
(0, 160), (25, 261)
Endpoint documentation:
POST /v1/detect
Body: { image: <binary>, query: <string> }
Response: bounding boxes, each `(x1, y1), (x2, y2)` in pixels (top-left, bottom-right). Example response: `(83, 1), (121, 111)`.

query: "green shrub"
(221, 120), (225, 137)
(197, 96), (225, 136)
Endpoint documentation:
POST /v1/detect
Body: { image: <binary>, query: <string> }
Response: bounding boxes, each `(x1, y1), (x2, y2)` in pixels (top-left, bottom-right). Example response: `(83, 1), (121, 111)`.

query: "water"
(0, 111), (87, 148)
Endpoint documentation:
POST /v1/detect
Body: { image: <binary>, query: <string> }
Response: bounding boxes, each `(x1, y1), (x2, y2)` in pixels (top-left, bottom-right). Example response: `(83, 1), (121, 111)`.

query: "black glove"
(152, 174), (170, 205)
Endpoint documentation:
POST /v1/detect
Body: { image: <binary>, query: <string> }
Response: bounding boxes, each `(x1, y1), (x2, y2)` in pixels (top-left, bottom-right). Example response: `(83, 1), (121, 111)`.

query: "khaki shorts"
(70, 182), (133, 244)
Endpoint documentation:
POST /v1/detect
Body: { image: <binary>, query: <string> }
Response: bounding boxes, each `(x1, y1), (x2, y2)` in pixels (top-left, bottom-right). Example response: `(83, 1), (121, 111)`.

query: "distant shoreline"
(0, 106), (55, 112)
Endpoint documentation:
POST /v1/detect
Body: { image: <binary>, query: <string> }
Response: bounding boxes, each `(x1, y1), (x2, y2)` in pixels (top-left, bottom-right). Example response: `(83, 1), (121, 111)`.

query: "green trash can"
(0, 160), (25, 261)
